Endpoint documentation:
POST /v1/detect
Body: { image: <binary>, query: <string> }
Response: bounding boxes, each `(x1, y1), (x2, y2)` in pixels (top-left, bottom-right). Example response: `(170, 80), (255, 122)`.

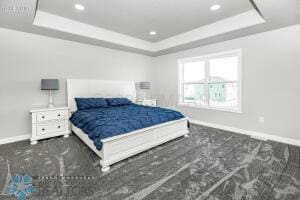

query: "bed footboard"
(100, 118), (189, 171)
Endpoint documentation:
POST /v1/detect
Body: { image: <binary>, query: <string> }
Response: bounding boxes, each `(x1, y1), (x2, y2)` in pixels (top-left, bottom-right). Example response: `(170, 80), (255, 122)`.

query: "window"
(178, 50), (241, 112)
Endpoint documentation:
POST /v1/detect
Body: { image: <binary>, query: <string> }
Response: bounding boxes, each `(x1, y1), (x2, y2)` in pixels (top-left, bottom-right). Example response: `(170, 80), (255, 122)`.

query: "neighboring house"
(183, 84), (205, 102)
(184, 76), (236, 103)
(209, 83), (226, 102)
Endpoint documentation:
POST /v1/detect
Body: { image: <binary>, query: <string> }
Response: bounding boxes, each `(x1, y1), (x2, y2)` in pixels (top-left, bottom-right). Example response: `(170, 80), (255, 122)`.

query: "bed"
(67, 79), (189, 172)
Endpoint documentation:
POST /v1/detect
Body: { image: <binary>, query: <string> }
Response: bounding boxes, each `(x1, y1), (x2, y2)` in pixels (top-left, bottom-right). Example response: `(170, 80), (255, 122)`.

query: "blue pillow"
(75, 98), (108, 110)
(106, 98), (132, 106)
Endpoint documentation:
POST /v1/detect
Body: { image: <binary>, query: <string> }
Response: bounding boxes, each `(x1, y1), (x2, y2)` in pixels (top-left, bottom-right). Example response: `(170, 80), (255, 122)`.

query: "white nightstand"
(30, 106), (70, 145)
(136, 99), (157, 107)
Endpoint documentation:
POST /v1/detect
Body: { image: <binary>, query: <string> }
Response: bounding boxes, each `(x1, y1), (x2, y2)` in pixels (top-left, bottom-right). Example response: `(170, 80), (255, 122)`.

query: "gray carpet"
(0, 124), (299, 200)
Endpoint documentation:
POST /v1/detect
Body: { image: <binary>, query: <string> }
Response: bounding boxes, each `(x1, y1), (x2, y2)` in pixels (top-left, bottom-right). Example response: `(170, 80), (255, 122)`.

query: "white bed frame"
(67, 79), (189, 172)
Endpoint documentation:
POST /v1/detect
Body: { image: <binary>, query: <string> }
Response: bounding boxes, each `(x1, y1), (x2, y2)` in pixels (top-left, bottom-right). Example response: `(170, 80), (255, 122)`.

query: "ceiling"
(38, 0), (253, 42)
(0, 0), (299, 56)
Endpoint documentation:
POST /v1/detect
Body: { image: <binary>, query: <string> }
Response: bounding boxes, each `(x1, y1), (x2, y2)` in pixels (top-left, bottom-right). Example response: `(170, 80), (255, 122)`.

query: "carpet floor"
(0, 124), (299, 200)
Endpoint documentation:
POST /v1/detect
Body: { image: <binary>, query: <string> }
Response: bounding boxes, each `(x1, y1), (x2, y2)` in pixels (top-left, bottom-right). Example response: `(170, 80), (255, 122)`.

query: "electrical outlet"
(259, 117), (265, 124)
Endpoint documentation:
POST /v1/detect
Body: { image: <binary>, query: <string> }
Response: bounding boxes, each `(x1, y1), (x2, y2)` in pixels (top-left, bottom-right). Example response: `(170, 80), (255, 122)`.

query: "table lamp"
(41, 79), (59, 108)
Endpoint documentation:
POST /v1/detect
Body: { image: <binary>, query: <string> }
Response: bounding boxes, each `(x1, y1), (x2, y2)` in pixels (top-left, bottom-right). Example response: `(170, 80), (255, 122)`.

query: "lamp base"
(48, 90), (55, 108)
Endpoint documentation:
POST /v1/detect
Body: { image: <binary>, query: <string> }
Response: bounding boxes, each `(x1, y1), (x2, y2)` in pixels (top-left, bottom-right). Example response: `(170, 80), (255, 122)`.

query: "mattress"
(70, 104), (185, 150)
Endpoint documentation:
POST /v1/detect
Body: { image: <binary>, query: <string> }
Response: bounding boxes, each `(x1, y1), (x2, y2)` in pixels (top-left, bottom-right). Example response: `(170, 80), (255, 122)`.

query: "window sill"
(177, 103), (242, 114)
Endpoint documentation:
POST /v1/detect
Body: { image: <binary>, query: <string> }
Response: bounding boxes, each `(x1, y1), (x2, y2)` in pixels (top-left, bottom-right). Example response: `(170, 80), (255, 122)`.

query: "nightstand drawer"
(144, 102), (156, 106)
(37, 121), (66, 136)
(36, 110), (66, 122)
(136, 99), (156, 107)
(142, 100), (156, 106)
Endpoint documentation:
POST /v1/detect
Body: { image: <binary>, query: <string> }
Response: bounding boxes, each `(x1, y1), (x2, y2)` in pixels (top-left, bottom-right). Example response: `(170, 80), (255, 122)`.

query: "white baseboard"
(190, 119), (300, 147)
(0, 134), (31, 145)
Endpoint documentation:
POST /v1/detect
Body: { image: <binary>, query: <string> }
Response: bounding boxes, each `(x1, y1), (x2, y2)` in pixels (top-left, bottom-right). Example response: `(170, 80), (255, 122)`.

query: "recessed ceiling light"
(210, 4), (221, 11)
(149, 31), (157, 35)
(75, 4), (85, 11)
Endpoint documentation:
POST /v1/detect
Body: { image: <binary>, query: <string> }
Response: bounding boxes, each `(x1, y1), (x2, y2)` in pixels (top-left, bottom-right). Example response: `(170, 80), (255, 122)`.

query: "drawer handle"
(58, 126), (61, 128)
(42, 128), (45, 131)
(42, 116), (45, 119)
(58, 114), (61, 117)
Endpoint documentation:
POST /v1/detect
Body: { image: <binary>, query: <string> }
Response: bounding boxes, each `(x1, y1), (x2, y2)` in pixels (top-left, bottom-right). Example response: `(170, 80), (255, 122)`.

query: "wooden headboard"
(67, 79), (137, 112)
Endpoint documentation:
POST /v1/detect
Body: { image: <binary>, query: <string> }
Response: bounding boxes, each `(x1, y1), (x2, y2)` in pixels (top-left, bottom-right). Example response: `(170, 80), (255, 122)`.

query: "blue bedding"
(70, 104), (185, 150)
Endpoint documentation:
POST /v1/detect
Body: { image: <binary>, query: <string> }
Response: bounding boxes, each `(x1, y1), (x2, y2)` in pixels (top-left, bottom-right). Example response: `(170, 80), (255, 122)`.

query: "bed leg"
(101, 166), (110, 172)
(30, 140), (38, 145)
(100, 160), (110, 172)
(184, 133), (189, 138)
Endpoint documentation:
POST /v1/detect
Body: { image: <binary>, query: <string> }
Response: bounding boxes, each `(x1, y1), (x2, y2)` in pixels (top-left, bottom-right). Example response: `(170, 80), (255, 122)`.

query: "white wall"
(0, 28), (153, 140)
(152, 25), (300, 140)
(1, 25), (300, 143)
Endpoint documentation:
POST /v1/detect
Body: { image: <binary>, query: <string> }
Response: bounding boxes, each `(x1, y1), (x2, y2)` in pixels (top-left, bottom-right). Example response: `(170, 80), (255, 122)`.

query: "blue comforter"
(70, 104), (185, 150)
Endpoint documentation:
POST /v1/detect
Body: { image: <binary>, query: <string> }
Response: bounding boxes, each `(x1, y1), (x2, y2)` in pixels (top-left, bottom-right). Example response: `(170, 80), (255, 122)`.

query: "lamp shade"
(140, 82), (150, 89)
(41, 79), (59, 90)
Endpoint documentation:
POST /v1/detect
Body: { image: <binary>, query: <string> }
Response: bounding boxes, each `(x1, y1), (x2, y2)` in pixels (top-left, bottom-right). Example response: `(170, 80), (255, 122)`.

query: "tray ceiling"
(38, 0), (254, 42)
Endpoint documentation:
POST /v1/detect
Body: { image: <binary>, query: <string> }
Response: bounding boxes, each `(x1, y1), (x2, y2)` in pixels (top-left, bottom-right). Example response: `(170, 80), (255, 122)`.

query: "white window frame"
(177, 49), (242, 113)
